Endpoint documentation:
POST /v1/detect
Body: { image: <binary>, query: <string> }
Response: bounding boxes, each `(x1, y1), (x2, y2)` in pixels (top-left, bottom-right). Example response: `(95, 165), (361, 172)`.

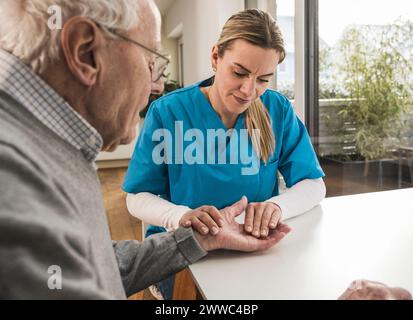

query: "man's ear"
(211, 45), (219, 71)
(60, 17), (103, 87)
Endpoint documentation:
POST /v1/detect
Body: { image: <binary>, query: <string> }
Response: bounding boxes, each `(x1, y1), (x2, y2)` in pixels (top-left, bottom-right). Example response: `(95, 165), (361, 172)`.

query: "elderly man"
(0, 0), (292, 299)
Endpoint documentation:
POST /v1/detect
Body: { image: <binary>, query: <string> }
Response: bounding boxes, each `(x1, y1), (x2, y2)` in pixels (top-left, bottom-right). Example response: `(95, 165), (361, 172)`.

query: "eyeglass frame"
(97, 24), (171, 83)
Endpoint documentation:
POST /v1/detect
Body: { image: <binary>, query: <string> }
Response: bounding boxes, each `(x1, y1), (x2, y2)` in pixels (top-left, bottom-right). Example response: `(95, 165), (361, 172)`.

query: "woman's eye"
(234, 71), (247, 78)
(234, 71), (270, 83)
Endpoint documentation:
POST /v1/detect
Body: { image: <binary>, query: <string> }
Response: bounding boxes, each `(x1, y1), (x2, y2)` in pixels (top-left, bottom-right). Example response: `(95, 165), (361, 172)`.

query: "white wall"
(165, 0), (244, 85)
(161, 22), (179, 82)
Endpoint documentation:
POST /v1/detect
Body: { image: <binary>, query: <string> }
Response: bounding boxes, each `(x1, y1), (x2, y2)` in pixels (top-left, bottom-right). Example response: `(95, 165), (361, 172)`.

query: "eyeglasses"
(98, 24), (171, 83)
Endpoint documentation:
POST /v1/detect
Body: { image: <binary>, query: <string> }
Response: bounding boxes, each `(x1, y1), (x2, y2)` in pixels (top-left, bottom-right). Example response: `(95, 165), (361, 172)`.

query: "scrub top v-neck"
(123, 77), (324, 213)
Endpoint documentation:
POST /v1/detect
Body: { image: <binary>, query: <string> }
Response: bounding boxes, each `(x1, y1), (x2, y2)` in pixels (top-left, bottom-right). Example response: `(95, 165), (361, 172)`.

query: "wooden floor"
(97, 167), (156, 300)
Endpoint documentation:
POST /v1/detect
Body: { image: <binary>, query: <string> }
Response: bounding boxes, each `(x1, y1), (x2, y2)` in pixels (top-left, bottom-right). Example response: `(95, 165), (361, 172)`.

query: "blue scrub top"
(123, 78), (324, 218)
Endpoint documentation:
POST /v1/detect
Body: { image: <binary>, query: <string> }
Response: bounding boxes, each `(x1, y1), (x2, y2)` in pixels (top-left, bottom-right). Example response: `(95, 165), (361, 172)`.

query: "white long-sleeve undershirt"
(126, 178), (326, 230)
(265, 178), (326, 220)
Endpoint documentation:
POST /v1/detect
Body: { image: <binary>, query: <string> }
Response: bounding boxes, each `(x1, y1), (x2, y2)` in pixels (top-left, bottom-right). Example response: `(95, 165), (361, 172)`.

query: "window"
(315, 0), (413, 196)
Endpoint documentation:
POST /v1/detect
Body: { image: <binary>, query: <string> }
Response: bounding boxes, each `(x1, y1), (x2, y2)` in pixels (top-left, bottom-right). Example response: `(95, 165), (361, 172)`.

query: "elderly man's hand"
(194, 196), (291, 252)
(338, 280), (412, 300)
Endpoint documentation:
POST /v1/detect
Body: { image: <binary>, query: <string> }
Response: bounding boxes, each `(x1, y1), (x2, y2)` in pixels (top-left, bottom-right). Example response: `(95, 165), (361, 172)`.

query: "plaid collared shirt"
(0, 49), (103, 163)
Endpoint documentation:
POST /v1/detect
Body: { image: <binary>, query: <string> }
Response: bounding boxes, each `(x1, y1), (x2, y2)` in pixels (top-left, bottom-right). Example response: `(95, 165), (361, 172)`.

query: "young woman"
(123, 9), (325, 299)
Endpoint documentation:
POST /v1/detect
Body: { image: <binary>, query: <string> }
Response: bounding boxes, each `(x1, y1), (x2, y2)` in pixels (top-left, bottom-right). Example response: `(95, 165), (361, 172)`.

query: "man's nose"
(151, 79), (165, 95)
(239, 77), (255, 97)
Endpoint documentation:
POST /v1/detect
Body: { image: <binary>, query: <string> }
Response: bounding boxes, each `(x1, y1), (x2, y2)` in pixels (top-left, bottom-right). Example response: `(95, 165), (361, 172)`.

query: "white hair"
(0, 0), (157, 73)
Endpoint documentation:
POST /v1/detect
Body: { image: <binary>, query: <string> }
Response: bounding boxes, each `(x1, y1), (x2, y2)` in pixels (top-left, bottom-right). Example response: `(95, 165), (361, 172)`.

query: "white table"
(189, 188), (413, 300)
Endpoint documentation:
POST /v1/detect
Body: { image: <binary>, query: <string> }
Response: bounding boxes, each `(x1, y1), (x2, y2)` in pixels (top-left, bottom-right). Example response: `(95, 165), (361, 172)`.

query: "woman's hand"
(179, 205), (224, 235)
(244, 202), (282, 238)
(194, 197), (291, 252)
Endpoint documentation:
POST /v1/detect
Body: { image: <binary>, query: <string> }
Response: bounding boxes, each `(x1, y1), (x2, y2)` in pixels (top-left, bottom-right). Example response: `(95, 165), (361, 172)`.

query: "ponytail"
(245, 99), (275, 163)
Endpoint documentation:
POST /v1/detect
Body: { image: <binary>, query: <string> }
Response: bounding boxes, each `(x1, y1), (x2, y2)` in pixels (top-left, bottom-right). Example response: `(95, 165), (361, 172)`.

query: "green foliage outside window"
(322, 20), (413, 160)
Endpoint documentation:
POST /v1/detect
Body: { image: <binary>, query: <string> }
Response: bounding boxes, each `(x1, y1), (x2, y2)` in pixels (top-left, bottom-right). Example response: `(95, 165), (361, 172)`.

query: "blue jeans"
(146, 225), (175, 300)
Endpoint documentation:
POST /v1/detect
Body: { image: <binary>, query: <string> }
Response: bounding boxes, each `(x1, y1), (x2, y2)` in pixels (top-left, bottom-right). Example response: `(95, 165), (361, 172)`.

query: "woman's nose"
(239, 77), (255, 97)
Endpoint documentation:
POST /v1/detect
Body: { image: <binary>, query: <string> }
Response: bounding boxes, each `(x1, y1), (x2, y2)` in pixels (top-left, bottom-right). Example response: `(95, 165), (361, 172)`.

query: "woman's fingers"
(269, 210), (281, 229)
(190, 216), (210, 235)
(179, 205), (223, 235)
(244, 205), (255, 233)
(245, 203), (282, 238)
(260, 209), (274, 237)
(199, 209), (220, 235)
(252, 206), (264, 238)
(182, 219), (191, 227)
(179, 217), (191, 227)
(202, 206), (224, 227)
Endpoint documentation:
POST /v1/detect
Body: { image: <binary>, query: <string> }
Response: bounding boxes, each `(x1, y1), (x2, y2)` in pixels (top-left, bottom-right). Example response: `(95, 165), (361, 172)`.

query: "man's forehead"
(136, 3), (161, 47)
(139, 27), (161, 50)
(139, 1), (161, 33)
(125, 23), (159, 54)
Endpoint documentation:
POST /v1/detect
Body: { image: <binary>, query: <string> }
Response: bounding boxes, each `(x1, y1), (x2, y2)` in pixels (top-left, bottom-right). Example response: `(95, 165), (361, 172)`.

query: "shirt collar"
(0, 49), (103, 163)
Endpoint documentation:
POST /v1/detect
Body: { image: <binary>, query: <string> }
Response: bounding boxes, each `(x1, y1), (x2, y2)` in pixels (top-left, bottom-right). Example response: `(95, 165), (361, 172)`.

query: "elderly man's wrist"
(174, 228), (208, 263)
(194, 231), (217, 252)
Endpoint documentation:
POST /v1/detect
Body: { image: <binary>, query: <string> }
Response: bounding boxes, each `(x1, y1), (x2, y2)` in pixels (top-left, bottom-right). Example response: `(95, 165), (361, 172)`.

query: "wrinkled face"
(212, 39), (281, 116)
(96, 7), (161, 151)
(110, 27), (158, 148)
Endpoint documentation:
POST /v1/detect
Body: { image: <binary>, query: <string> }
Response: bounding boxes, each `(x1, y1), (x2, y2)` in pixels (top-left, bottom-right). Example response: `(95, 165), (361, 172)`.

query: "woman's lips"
(233, 95), (250, 105)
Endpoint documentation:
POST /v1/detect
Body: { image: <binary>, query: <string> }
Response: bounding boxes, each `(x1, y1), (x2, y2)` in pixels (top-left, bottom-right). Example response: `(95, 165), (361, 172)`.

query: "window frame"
(304, 0), (320, 152)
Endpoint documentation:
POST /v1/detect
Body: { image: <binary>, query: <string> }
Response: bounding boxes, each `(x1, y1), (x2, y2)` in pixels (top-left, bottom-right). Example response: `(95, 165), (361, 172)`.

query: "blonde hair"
(0, 0), (156, 73)
(217, 9), (286, 163)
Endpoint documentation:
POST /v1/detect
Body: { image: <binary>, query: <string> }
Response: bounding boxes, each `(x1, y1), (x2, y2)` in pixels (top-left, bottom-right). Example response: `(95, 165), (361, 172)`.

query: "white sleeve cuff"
(126, 192), (191, 230)
(266, 178), (326, 221)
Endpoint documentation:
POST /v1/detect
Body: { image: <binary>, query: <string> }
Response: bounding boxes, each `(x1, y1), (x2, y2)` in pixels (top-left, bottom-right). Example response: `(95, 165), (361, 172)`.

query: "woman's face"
(212, 39), (281, 116)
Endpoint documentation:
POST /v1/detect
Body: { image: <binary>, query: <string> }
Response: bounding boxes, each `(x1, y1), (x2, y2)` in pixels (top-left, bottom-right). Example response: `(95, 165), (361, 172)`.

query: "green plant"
(139, 75), (182, 118)
(335, 20), (413, 161)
